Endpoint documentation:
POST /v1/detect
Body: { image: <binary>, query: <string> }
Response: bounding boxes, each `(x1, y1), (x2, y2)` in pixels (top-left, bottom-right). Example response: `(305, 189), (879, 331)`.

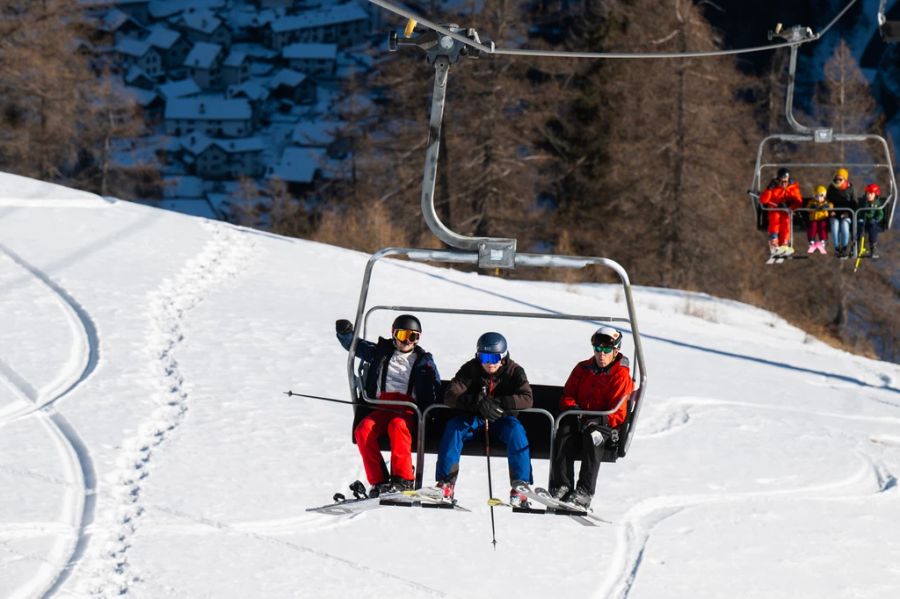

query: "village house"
(157, 78), (201, 101)
(179, 134), (267, 179)
(144, 24), (192, 70)
(264, 3), (369, 50)
(176, 7), (232, 46)
(266, 69), (317, 105)
(282, 42), (337, 78)
(184, 42), (224, 90)
(165, 97), (253, 137)
(221, 50), (251, 87)
(268, 146), (327, 193)
(103, 0), (151, 24)
(114, 38), (163, 79)
(100, 9), (145, 38)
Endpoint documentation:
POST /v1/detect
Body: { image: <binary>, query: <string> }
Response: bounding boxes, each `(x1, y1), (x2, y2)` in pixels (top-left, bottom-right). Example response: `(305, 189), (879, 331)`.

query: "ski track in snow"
(600, 395), (900, 599)
(79, 221), (255, 598)
(0, 244), (99, 599)
(139, 504), (446, 596)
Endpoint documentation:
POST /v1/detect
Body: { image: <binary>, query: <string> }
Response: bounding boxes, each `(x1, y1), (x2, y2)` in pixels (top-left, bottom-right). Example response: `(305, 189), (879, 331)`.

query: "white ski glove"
(591, 430), (604, 447)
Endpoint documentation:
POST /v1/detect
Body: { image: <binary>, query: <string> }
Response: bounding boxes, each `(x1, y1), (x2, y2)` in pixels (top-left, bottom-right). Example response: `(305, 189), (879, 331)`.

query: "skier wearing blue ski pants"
(436, 414), (533, 484)
(434, 332), (534, 491)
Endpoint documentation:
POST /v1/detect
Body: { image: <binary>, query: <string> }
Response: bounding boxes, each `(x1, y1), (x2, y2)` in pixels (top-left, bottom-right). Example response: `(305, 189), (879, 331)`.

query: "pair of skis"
(765, 251), (809, 265)
(306, 480), (467, 515)
(507, 484), (612, 524)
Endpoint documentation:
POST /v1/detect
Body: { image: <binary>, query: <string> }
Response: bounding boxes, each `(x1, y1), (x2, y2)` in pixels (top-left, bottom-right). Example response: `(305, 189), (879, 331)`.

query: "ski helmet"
(776, 167), (790, 180)
(814, 185), (827, 196)
(476, 332), (508, 357)
(865, 183), (881, 196)
(391, 314), (421, 333)
(834, 168), (849, 181)
(591, 326), (622, 349)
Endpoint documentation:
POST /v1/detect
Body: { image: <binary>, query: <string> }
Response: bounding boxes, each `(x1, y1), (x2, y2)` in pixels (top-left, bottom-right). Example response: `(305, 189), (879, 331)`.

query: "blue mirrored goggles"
(478, 352), (503, 364)
(593, 345), (616, 354)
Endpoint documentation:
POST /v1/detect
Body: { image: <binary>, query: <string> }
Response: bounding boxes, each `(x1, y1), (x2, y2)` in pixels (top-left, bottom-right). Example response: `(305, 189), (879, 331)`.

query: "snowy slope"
(1, 172), (899, 599)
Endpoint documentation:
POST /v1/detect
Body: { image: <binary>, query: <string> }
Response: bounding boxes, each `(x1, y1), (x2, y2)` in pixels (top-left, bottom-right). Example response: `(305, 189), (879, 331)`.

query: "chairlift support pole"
(390, 23), (517, 267)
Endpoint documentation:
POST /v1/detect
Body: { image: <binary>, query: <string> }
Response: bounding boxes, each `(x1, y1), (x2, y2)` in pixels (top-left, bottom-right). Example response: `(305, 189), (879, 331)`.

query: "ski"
(765, 253), (809, 265)
(515, 484), (613, 524)
(306, 482), (469, 515)
(305, 491), (412, 515)
(397, 489), (470, 512)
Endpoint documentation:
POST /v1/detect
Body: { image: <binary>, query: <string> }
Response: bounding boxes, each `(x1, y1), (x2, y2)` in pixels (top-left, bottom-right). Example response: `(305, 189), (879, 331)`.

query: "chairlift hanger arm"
(367, 0), (858, 60)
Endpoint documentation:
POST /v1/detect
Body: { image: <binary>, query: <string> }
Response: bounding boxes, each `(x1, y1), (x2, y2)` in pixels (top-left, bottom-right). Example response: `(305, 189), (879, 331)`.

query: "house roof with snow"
(270, 146), (325, 183)
(148, 0), (186, 19)
(165, 97), (252, 121)
(290, 120), (341, 146)
(231, 43), (278, 60)
(125, 65), (151, 84)
(123, 86), (160, 107)
(100, 9), (140, 32)
(184, 42), (222, 69)
(115, 38), (154, 58)
(223, 50), (248, 68)
(179, 7), (225, 35)
(180, 133), (266, 156)
(250, 62), (275, 77)
(145, 25), (182, 49)
(269, 4), (368, 33)
(158, 78), (201, 99)
(282, 43), (337, 61)
(267, 69), (307, 89)
(227, 81), (269, 102)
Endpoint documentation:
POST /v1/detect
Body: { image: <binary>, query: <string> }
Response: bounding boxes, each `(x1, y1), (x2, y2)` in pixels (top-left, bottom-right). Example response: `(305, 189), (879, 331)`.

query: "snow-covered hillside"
(1, 172), (899, 599)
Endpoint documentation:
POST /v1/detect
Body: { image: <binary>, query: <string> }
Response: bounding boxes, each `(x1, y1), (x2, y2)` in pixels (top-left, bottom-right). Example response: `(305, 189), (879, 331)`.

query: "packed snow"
(1, 171), (899, 598)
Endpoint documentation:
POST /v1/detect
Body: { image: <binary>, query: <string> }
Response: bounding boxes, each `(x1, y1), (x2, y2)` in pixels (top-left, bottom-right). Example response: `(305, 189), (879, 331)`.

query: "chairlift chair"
(879, 0), (900, 42)
(748, 29), (897, 260)
(343, 20), (647, 489)
(345, 249), (648, 489)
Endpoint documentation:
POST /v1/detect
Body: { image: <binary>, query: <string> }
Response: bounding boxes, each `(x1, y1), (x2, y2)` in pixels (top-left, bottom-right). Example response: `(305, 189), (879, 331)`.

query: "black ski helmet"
(391, 314), (421, 332)
(476, 332), (508, 356)
(591, 326), (622, 349)
(776, 167), (790, 180)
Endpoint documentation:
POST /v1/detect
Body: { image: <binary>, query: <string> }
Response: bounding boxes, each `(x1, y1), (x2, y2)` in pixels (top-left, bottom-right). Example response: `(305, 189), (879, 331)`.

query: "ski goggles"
(593, 345), (616, 354)
(478, 352), (503, 365)
(393, 329), (420, 343)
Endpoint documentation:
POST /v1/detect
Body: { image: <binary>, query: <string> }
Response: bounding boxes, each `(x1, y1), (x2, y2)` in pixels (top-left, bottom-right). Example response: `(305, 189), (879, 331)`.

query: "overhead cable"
(367, 0), (859, 59)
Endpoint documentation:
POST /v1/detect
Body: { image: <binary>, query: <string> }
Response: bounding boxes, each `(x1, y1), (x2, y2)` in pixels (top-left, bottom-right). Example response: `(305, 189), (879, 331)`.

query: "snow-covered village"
(77, 0), (384, 218)
(1, 1), (900, 598)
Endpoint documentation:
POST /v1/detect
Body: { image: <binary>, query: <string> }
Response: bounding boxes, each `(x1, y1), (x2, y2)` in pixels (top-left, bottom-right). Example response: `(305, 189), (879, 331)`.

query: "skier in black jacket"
(336, 314), (441, 496)
(434, 332), (534, 506)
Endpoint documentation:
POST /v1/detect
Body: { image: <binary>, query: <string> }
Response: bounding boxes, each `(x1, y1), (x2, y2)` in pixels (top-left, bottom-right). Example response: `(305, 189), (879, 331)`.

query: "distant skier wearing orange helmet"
(827, 167), (857, 258)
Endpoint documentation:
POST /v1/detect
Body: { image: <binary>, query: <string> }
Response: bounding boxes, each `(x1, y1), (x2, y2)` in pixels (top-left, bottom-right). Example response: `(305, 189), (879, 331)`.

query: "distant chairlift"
(748, 25), (897, 262)
(879, 0), (900, 42)
(345, 22), (648, 489)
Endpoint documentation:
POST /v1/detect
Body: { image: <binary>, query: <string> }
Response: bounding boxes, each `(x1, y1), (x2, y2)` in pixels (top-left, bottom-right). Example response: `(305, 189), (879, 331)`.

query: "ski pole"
(854, 236), (865, 272)
(484, 418), (498, 549)
(283, 390), (409, 413)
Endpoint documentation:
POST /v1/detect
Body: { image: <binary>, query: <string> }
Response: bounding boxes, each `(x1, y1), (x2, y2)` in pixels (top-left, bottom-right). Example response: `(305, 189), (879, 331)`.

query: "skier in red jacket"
(549, 326), (634, 508)
(759, 167), (803, 256)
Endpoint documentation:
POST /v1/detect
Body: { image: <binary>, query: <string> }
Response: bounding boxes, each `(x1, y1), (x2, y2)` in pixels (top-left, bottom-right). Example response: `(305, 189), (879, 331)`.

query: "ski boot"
(549, 485), (570, 501)
(562, 488), (593, 510)
(509, 480), (530, 508)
